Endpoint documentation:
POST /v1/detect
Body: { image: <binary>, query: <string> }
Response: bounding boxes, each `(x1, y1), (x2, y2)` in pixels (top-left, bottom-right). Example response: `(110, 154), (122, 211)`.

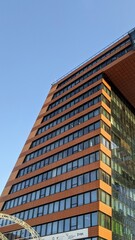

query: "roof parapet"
(51, 28), (132, 86)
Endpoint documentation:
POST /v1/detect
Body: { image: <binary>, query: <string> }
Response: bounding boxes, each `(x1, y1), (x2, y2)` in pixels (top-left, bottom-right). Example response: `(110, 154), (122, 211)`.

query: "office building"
(0, 28), (135, 240)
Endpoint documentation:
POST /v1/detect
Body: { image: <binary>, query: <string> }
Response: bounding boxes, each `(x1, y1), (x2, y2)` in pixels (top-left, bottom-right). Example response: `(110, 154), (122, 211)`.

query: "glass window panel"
(89, 138), (94, 146)
(35, 190), (40, 200)
(62, 165), (67, 174)
(20, 211), (24, 219)
(72, 196), (77, 207)
(47, 171), (52, 179)
(85, 213), (91, 227)
(84, 140), (89, 149)
(101, 191), (106, 203)
(91, 190), (97, 202)
(58, 220), (64, 233)
(78, 143), (83, 151)
(29, 209), (33, 219)
(71, 217), (77, 230)
(95, 135), (99, 144)
(67, 179), (71, 190)
(96, 151), (99, 161)
(48, 203), (53, 214)
(65, 198), (71, 209)
(91, 171), (97, 181)
(90, 153), (95, 163)
(31, 192), (36, 201)
(78, 215), (83, 229)
(67, 162), (72, 171)
(55, 183), (60, 193)
(36, 225), (41, 235)
(92, 212), (98, 226)
(38, 206), (43, 217)
(33, 207), (38, 218)
(46, 222), (52, 235)
(64, 218), (70, 232)
(84, 127), (89, 135)
(43, 205), (48, 215)
(84, 155), (89, 165)
(78, 158), (83, 167)
(57, 167), (61, 176)
(73, 160), (77, 169)
(84, 192), (90, 204)
(72, 177), (77, 187)
(52, 221), (58, 234)
(106, 194), (110, 206)
(52, 169), (57, 178)
(89, 124), (94, 132)
(59, 199), (65, 211)
(42, 173), (47, 180)
(106, 215), (111, 229)
(78, 194), (83, 206)
(78, 129), (83, 137)
(78, 175), (83, 186)
(84, 173), (90, 184)
(84, 115), (89, 122)
(54, 201), (59, 212)
(61, 181), (66, 192)
(69, 134), (73, 141)
(45, 187), (50, 196)
(50, 185), (55, 195)
(73, 145), (78, 153)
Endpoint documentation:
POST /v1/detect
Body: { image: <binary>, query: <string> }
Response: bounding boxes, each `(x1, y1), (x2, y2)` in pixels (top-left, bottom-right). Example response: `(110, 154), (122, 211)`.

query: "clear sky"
(0, 0), (135, 195)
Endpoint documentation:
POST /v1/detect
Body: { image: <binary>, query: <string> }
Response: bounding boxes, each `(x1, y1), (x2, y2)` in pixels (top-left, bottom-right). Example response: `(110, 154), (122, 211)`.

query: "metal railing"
(51, 28), (133, 86)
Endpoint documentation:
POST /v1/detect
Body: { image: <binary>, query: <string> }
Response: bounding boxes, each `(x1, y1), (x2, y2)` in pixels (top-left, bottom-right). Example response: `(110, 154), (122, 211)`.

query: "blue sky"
(0, 0), (135, 194)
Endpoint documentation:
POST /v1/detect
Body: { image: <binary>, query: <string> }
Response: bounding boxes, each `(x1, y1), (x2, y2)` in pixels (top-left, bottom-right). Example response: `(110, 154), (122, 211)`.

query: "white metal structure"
(0, 212), (40, 240)
(0, 231), (8, 240)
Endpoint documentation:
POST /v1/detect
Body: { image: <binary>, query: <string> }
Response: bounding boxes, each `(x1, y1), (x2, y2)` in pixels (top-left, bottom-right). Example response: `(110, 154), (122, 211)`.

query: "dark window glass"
(85, 214), (91, 227)
(71, 217), (77, 230)
(58, 220), (64, 233)
(64, 219), (70, 232)
(78, 215), (83, 229)
(92, 212), (98, 226)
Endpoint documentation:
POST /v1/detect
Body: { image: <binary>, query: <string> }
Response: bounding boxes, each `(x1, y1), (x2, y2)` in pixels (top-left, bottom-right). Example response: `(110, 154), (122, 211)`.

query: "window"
(65, 198), (71, 209)
(43, 205), (48, 215)
(85, 214), (91, 227)
(78, 194), (83, 206)
(72, 196), (77, 208)
(52, 221), (58, 234)
(91, 171), (97, 181)
(59, 200), (65, 211)
(58, 220), (64, 233)
(91, 212), (98, 226)
(46, 223), (52, 235)
(48, 203), (53, 214)
(84, 173), (90, 184)
(71, 217), (77, 230)
(54, 201), (59, 212)
(64, 219), (70, 232)
(78, 215), (83, 229)
(55, 183), (60, 193)
(72, 177), (77, 187)
(84, 192), (90, 204)
(91, 190), (97, 202)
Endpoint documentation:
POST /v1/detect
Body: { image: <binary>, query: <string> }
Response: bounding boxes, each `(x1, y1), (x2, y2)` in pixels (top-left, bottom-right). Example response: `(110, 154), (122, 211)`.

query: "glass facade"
(111, 89), (135, 240)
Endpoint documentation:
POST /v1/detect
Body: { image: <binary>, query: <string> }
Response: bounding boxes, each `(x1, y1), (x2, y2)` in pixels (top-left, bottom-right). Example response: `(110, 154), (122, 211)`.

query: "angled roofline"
(51, 27), (135, 85)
